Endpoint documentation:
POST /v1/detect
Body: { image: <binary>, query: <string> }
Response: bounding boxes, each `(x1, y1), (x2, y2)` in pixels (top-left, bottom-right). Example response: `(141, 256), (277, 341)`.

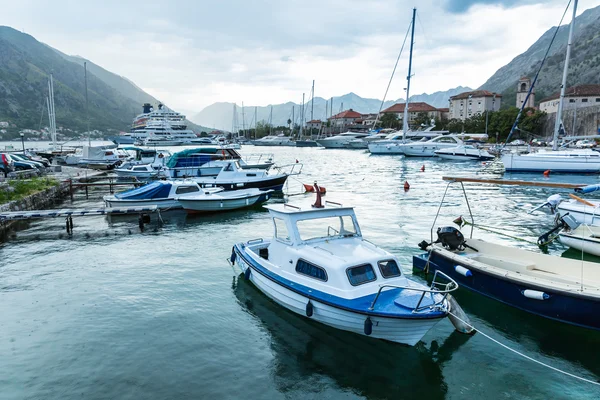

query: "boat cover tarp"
(166, 148), (220, 168)
(114, 181), (172, 199)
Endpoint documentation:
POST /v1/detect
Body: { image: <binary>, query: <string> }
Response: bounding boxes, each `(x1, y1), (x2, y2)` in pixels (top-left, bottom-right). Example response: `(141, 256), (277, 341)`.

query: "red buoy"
(404, 181), (410, 191)
(543, 170), (551, 177)
(312, 182), (324, 208)
(420, 165), (425, 172)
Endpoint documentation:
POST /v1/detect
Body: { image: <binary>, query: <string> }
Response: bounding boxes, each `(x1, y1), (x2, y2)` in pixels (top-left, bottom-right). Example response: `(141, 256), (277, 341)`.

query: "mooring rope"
(461, 220), (538, 245)
(447, 310), (600, 386)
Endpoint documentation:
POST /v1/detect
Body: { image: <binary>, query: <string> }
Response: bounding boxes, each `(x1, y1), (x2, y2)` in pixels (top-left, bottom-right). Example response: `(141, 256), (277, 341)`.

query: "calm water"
(2, 145), (600, 399)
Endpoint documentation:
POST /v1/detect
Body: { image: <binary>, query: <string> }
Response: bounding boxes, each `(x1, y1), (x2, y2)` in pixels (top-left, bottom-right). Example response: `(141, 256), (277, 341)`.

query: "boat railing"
(273, 163), (303, 176)
(368, 270), (458, 312)
(244, 153), (274, 163)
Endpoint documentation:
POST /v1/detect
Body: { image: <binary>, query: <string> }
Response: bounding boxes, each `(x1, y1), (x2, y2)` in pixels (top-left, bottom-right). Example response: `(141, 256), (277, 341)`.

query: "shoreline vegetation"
(0, 177), (59, 204)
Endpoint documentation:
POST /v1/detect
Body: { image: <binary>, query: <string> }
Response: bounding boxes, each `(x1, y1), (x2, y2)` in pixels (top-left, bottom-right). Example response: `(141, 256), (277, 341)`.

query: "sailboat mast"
(241, 102), (246, 138)
(84, 62), (90, 146)
(269, 106), (273, 136)
(292, 106), (295, 136)
(552, 0), (577, 151)
(48, 74), (57, 150)
(300, 93), (304, 138)
(402, 7), (416, 141)
(311, 80), (314, 122)
(254, 107), (257, 139)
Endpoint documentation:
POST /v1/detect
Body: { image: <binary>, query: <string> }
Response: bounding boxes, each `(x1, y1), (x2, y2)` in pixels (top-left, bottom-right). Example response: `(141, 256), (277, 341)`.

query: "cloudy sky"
(2, 0), (597, 113)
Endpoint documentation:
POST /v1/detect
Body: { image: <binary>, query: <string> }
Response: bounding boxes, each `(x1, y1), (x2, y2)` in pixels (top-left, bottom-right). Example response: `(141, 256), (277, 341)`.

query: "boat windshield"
(296, 215), (358, 241)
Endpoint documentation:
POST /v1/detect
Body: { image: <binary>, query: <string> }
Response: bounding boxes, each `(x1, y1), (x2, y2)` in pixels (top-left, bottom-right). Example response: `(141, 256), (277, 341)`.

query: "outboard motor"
(436, 226), (467, 251)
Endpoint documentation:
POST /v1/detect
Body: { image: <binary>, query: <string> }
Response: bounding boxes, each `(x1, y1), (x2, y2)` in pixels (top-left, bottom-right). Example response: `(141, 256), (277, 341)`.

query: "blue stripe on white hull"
(104, 198), (181, 209)
(236, 250), (440, 346)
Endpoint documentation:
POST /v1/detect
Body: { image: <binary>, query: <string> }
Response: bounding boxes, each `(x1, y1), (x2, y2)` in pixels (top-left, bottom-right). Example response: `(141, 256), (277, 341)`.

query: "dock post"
(69, 179), (73, 201)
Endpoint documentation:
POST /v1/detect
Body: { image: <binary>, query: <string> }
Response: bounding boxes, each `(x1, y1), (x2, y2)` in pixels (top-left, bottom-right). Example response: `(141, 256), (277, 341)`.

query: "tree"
(413, 112), (430, 128)
(380, 113), (400, 129)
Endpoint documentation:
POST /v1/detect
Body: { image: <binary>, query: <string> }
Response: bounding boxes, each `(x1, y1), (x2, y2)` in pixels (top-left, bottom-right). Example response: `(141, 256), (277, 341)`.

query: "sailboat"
(368, 8), (417, 155)
(501, 0), (600, 173)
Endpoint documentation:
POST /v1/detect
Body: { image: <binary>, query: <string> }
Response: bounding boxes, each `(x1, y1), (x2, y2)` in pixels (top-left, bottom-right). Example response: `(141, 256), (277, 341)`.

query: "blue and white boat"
(103, 180), (206, 209)
(230, 197), (461, 346)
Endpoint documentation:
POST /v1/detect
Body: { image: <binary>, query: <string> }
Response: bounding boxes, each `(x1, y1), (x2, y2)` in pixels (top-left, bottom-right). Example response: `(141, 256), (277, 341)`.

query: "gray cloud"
(444, 0), (539, 13)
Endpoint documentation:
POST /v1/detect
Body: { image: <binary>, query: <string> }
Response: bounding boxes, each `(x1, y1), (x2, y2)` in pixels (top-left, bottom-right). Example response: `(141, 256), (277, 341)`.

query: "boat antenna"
(402, 7), (416, 142)
(372, 19), (412, 130)
(502, 0), (573, 150)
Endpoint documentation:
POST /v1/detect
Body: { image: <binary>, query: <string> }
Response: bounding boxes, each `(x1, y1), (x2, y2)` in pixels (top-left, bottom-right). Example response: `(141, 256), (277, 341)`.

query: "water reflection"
(233, 275), (471, 399)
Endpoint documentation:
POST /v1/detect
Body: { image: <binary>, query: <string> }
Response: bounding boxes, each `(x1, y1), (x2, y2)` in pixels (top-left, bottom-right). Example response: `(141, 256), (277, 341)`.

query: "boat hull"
(559, 232), (600, 257)
(413, 252), (600, 330)
(295, 140), (319, 147)
(368, 144), (404, 155)
(315, 140), (353, 149)
(104, 198), (181, 210)
(193, 174), (288, 192)
(556, 202), (600, 225)
(234, 245), (444, 346)
(501, 153), (600, 173)
(178, 192), (272, 213)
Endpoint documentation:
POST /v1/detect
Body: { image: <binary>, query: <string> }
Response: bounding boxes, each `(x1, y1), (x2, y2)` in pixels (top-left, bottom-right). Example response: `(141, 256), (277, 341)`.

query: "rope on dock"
(447, 310), (600, 387)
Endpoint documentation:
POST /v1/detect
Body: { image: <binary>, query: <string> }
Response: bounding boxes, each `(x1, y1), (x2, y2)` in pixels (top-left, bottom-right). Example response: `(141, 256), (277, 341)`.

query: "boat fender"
(364, 317), (373, 336)
(447, 294), (475, 335)
(244, 267), (251, 280)
(454, 265), (472, 277)
(306, 301), (313, 317)
(230, 247), (236, 265)
(522, 289), (549, 300)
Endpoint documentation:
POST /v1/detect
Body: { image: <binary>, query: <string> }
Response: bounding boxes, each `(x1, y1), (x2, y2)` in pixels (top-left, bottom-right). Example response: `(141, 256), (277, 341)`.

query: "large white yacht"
(397, 135), (464, 157)
(251, 135), (294, 146)
(315, 132), (370, 149)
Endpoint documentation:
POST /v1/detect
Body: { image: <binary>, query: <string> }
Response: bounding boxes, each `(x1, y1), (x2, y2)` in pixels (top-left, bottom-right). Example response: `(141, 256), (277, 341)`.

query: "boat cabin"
(247, 203), (408, 298)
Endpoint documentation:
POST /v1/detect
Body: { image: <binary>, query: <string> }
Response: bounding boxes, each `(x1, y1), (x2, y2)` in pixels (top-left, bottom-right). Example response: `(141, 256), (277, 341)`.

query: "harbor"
(2, 144), (600, 399)
(3, 0), (600, 398)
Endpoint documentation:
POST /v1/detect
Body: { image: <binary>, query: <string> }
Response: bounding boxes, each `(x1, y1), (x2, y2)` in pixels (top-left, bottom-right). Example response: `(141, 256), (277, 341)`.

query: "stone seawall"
(541, 105), (600, 138)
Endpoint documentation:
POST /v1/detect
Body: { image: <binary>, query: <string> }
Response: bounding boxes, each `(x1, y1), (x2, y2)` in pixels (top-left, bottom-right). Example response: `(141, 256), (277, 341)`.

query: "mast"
(241, 102), (246, 138)
(552, 0), (577, 151)
(254, 107), (258, 139)
(311, 80), (315, 122)
(292, 106), (295, 137)
(300, 93), (304, 138)
(84, 62), (90, 146)
(48, 74), (57, 150)
(402, 7), (416, 141)
(269, 106), (273, 136)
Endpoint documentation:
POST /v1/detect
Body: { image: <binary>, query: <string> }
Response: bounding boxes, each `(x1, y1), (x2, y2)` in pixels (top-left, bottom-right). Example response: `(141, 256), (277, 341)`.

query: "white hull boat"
(368, 142), (406, 155)
(316, 132), (370, 149)
(144, 138), (184, 146)
(114, 164), (166, 179)
(559, 224), (600, 257)
(177, 188), (273, 213)
(251, 136), (294, 146)
(399, 135), (464, 157)
(501, 150), (600, 173)
(435, 145), (494, 161)
(230, 194), (462, 346)
(557, 199), (600, 225)
(104, 180), (207, 210)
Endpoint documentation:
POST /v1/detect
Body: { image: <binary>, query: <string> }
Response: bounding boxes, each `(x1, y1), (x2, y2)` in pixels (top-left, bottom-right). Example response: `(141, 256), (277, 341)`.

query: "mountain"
(0, 26), (213, 135)
(479, 5), (600, 105)
(192, 87), (470, 129)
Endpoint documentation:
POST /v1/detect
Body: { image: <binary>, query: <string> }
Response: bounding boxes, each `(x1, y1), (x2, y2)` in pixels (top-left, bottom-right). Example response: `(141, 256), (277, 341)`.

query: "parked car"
(24, 151), (51, 167)
(10, 153), (46, 170)
(1, 153), (14, 177)
(1, 153), (36, 171)
(576, 139), (596, 149)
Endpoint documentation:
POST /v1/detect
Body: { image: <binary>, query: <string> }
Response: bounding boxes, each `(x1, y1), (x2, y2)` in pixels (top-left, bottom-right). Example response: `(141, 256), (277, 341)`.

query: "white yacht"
(398, 135), (464, 157)
(435, 144), (495, 161)
(344, 132), (391, 149)
(251, 135), (294, 146)
(128, 103), (203, 145)
(367, 132), (407, 154)
(315, 132), (370, 149)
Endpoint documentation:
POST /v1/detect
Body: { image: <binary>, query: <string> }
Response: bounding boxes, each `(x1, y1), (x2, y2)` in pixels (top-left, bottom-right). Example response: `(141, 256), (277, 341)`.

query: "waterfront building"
(539, 85), (600, 114)
(327, 109), (363, 127)
(448, 90), (501, 121)
(379, 102), (441, 127)
(306, 120), (323, 129)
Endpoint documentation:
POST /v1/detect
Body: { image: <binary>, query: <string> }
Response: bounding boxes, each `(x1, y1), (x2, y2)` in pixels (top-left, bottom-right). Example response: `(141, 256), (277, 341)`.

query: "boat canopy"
(166, 148), (241, 168)
(114, 181), (171, 200)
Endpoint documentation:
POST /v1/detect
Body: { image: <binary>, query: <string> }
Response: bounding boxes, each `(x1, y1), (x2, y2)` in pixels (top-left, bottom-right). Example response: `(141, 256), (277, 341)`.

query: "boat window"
(296, 215), (358, 241)
(295, 259), (327, 281)
(347, 264), (376, 286)
(273, 218), (291, 242)
(133, 166), (147, 171)
(378, 260), (401, 278)
(175, 186), (200, 194)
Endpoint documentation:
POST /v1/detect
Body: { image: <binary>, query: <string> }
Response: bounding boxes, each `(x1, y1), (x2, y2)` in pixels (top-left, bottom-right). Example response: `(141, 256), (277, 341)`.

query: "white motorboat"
(251, 135), (294, 146)
(113, 163), (166, 179)
(144, 136), (184, 147)
(559, 224), (600, 256)
(557, 197), (600, 225)
(398, 135), (464, 157)
(230, 196), (460, 346)
(103, 180), (207, 209)
(344, 133), (390, 149)
(177, 188), (274, 213)
(435, 145), (495, 161)
(186, 160), (292, 192)
(78, 146), (121, 169)
(367, 132), (407, 154)
(501, 149), (600, 173)
(315, 132), (370, 149)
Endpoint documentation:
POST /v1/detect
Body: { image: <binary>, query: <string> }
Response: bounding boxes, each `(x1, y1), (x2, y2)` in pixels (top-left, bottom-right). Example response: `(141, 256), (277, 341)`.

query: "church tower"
(516, 77), (535, 108)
